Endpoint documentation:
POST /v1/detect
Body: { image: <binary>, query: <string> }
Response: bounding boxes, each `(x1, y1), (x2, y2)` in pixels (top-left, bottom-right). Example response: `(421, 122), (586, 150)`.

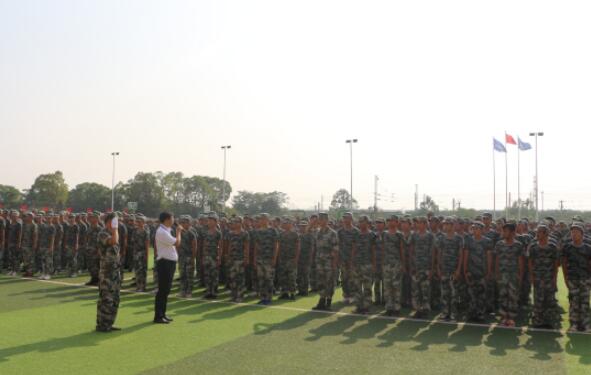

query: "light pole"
(345, 139), (358, 210)
(221, 145), (231, 212)
(529, 132), (544, 222)
(111, 152), (119, 211)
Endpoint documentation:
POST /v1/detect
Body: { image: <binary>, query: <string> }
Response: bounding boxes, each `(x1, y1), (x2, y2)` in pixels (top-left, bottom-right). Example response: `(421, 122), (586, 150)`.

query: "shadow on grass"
(0, 321), (152, 363)
(305, 315), (365, 342)
(340, 318), (391, 345)
(565, 333), (591, 365)
(484, 327), (520, 356)
(447, 325), (490, 352)
(411, 323), (458, 351)
(376, 320), (430, 348)
(523, 331), (563, 360)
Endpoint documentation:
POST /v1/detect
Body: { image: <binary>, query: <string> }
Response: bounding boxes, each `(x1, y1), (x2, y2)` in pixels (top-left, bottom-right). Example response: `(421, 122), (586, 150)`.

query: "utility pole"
(529, 132), (544, 222)
(414, 184), (419, 211)
(345, 139), (358, 210)
(541, 191), (544, 214)
(559, 200), (564, 212)
(457, 200), (462, 210)
(452, 198), (456, 212)
(220, 145), (231, 212)
(373, 175), (379, 217)
(110, 152), (120, 211)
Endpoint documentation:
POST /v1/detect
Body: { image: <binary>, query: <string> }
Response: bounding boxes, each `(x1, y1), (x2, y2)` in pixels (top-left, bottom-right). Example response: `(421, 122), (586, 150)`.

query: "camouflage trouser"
(87, 249), (100, 280)
(498, 273), (519, 320)
(566, 279), (590, 329)
(383, 263), (403, 312)
(229, 260), (246, 300)
(278, 261), (297, 294)
(532, 279), (559, 327)
(456, 279), (469, 315)
(467, 277), (487, 320)
(374, 264), (383, 304)
(178, 254), (195, 295)
(8, 246), (20, 273)
(256, 260), (275, 300)
(76, 247), (86, 272)
(440, 274), (459, 317)
(39, 248), (53, 275)
(402, 271), (412, 308)
(520, 267), (531, 305)
(63, 246), (77, 276)
(310, 257), (318, 291)
(203, 255), (219, 295)
(21, 247), (35, 275)
(53, 245), (62, 272)
(431, 276), (442, 309)
(315, 256), (335, 299)
(411, 270), (431, 312)
(339, 262), (353, 298)
(96, 257), (121, 330)
(133, 252), (148, 291)
(296, 260), (311, 294)
(486, 276), (498, 313)
(352, 264), (373, 310)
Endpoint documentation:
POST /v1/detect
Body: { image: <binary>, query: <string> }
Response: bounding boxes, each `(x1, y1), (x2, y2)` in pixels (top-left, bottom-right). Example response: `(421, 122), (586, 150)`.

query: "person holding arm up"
(96, 212), (121, 332)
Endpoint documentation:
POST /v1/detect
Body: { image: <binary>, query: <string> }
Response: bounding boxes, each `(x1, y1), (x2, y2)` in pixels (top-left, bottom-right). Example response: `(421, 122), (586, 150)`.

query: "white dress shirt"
(155, 224), (178, 261)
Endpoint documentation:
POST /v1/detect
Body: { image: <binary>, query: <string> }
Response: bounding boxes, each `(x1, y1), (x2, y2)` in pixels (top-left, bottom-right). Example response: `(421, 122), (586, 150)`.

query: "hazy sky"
(1, 1), (590, 211)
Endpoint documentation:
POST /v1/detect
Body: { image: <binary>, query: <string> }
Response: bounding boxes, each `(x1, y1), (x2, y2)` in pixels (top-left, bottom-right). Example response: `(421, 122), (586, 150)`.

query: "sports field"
(1, 268), (590, 375)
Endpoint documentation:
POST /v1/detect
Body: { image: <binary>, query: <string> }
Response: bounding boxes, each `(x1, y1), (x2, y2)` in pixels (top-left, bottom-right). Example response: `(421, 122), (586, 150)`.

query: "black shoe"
(110, 326), (122, 331)
(289, 294), (296, 301)
(96, 327), (111, 333)
(325, 298), (332, 310)
(279, 293), (289, 300)
(153, 318), (170, 324)
(312, 298), (326, 311)
(297, 291), (309, 296)
(163, 316), (174, 322)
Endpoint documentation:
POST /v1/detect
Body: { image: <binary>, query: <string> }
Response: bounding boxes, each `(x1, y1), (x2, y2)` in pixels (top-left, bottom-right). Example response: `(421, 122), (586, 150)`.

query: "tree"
(67, 183), (111, 211)
(125, 172), (164, 216)
(203, 176), (232, 211)
(419, 195), (439, 213)
(330, 189), (358, 210)
(232, 191), (288, 216)
(0, 184), (24, 208)
(26, 171), (69, 209)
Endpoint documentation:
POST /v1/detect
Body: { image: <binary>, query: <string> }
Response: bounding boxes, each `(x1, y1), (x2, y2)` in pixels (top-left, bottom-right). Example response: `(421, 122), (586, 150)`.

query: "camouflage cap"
(298, 220), (309, 226)
(282, 216), (294, 224)
(442, 217), (454, 224)
(416, 216), (428, 223)
(260, 213), (270, 219)
(503, 220), (517, 231)
(472, 221), (485, 229)
(358, 215), (370, 223)
(544, 216), (556, 224)
(342, 212), (353, 219)
(375, 218), (385, 224)
(537, 223), (549, 232)
(136, 214), (147, 222)
(318, 212), (329, 219)
(230, 216), (242, 224)
(208, 212), (219, 221)
(570, 222), (585, 233)
(572, 215), (584, 223)
(482, 212), (493, 219)
(387, 214), (399, 221)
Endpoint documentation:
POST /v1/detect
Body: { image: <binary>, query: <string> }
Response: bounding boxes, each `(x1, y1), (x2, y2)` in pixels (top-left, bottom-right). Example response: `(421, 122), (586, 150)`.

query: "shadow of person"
(376, 319), (430, 348)
(565, 332), (591, 365)
(252, 311), (326, 336)
(484, 327), (521, 356)
(340, 317), (390, 345)
(447, 325), (490, 352)
(411, 322), (456, 352)
(522, 330), (563, 361)
(305, 314), (365, 342)
(0, 321), (152, 363)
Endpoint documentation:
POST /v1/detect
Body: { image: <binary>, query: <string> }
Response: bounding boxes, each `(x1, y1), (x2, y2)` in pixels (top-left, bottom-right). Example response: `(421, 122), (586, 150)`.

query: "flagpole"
(493, 142), (496, 220)
(504, 132), (508, 219)
(517, 143), (521, 220)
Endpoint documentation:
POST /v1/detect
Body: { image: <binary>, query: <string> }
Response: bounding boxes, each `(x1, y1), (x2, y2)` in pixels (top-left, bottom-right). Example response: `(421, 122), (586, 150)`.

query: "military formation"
(2, 208), (591, 333)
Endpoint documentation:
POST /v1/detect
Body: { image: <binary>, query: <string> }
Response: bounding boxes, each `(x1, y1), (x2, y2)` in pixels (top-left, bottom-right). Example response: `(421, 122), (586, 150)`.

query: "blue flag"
(493, 138), (506, 153)
(518, 137), (532, 151)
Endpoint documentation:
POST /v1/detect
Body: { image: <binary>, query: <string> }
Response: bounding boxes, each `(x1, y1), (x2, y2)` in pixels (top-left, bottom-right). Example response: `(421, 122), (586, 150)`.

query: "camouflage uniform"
(374, 230), (385, 304)
(255, 227), (278, 301)
(132, 225), (150, 291)
(178, 228), (197, 296)
(517, 232), (533, 305)
(38, 222), (56, 275)
(465, 235), (492, 321)
(352, 231), (376, 311)
(297, 230), (315, 294)
(96, 229), (121, 331)
(149, 222), (158, 286)
(0, 217), (5, 271)
(411, 231), (435, 313)
(203, 229), (222, 296)
(528, 240), (560, 327)
(227, 230), (249, 300)
(495, 239), (525, 320)
(53, 222), (63, 273)
(63, 223), (79, 276)
(77, 220), (88, 272)
(562, 241), (591, 330)
(400, 232), (414, 308)
(337, 226), (359, 299)
(484, 229), (500, 312)
(430, 230), (445, 309)
(86, 224), (102, 282)
(246, 227), (257, 291)
(7, 220), (22, 274)
(314, 226), (338, 300)
(438, 234), (464, 318)
(21, 222), (38, 275)
(383, 230), (403, 312)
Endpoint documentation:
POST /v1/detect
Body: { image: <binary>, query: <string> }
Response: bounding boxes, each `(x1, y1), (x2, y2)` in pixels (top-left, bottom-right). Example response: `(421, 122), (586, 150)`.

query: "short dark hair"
(159, 211), (173, 223)
(104, 212), (116, 223)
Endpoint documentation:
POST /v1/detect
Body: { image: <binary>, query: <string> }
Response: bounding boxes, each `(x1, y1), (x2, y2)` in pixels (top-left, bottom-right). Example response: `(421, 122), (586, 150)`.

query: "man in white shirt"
(154, 211), (182, 324)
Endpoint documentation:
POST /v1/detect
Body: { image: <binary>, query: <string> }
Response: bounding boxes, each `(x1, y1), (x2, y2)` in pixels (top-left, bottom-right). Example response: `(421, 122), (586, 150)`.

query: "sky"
(1, 0), (590, 211)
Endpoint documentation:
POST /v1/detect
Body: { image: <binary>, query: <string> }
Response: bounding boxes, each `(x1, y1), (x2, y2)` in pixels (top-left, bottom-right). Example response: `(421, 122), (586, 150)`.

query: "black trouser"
(154, 259), (176, 320)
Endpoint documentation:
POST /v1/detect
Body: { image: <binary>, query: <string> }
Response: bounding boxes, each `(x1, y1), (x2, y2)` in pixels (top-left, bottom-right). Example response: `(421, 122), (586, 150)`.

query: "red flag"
(505, 133), (517, 145)
(42, 206), (49, 213)
(86, 208), (93, 213)
(66, 207), (73, 213)
(20, 204), (28, 211)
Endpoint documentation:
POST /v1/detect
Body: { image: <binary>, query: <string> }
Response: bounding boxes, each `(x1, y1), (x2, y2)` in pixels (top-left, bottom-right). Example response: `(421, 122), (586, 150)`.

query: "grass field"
(1, 264), (591, 375)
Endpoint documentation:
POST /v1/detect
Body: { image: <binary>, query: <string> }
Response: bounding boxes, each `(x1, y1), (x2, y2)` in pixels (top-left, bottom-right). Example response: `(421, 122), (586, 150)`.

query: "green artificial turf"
(1, 269), (590, 375)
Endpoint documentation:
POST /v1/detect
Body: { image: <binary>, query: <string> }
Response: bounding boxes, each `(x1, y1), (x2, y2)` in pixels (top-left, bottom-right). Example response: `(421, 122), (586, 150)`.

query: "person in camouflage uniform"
(464, 221), (493, 322)
(84, 213), (102, 286)
(62, 214), (79, 277)
(495, 221), (525, 327)
(227, 217), (249, 302)
(311, 212), (338, 311)
(277, 217), (300, 300)
(254, 213), (279, 305)
(308, 214), (319, 292)
(203, 213), (222, 299)
(410, 217), (436, 318)
(561, 222), (591, 332)
(37, 213), (56, 280)
(337, 212), (358, 304)
(528, 224), (561, 328)
(76, 214), (88, 272)
(517, 220), (533, 306)
(429, 216), (444, 310)
(351, 215), (376, 315)
(132, 215), (151, 292)
(6, 210), (22, 276)
(297, 220), (314, 296)
(96, 213), (121, 333)
(177, 215), (197, 297)
(399, 217), (414, 308)
(20, 212), (38, 277)
(437, 217), (464, 321)
(373, 218), (386, 306)
(383, 215), (405, 317)
(482, 213), (500, 313)
(52, 214), (64, 274)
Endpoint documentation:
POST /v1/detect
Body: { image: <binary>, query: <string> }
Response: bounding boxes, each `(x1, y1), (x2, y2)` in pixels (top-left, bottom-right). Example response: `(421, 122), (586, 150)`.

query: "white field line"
(4, 275), (588, 336)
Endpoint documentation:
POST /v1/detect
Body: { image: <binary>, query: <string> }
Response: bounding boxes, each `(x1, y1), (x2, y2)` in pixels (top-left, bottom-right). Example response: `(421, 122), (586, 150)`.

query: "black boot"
(325, 298), (332, 311)
(312, 298), (325, 311)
